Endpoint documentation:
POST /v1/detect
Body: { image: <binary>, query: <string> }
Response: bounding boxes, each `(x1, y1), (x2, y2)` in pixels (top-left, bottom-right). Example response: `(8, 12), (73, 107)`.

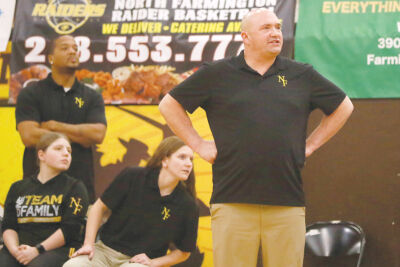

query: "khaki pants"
(210, 203), (305, 267)
(63, 240), (148, 267)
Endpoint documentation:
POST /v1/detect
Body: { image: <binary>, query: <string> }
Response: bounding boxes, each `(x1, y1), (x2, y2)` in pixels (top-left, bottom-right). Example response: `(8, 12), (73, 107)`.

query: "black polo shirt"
(100, 167), (199, 258)
(169, 51), (346, 207)
(15, 73), (107, 202)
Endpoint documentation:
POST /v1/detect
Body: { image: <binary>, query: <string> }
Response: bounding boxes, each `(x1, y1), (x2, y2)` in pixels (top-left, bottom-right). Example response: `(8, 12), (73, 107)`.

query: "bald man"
(16, 35), (107, 203)
(159, 9), (353, 267)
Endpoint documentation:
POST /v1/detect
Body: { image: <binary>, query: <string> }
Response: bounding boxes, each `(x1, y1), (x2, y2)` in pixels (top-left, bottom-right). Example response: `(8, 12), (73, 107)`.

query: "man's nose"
(271, 29), (279, 35)
(68, 47), (77, 54)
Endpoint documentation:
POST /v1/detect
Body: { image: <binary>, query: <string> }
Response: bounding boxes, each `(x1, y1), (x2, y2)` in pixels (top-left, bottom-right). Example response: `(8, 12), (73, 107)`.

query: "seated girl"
(63, 136), (199, 267)
(0, 132), (89, 267)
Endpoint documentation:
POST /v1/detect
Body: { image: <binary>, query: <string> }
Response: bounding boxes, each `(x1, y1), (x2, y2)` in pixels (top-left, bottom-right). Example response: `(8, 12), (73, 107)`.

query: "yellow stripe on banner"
(69, 247), (75, 257)
(17, 216), (62, 223)
(0, 42), (11, 99)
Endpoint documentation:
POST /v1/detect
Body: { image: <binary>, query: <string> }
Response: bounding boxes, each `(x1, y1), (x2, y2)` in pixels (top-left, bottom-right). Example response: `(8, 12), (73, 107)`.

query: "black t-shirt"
(1, 173), (89, 248)
(169, 52), (346, 206)
(100, 167), (199, 258)
(15, 73), (107, 202)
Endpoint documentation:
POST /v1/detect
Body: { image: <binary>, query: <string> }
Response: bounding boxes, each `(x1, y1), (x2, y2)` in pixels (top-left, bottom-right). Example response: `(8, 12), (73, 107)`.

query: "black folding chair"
(305, 221), (366, 267)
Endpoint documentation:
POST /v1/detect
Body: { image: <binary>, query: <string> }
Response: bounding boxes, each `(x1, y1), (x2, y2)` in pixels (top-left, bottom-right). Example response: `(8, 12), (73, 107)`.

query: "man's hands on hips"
(305, 144), (316, 158)
(195, 139), (217, 164)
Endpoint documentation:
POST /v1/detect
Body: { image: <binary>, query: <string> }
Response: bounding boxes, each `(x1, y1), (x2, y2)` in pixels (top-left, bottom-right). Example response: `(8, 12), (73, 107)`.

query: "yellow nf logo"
(75, 97), (84, 108)
(161, 206), (171, 221)
(69, 197), (83, 215)
(278, 75), (287, 87)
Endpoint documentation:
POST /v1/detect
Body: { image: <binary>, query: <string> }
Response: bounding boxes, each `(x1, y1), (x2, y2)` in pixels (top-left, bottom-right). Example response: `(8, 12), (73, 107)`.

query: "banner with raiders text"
(9, 0), (296, 105)
(295, 0), (400, 98)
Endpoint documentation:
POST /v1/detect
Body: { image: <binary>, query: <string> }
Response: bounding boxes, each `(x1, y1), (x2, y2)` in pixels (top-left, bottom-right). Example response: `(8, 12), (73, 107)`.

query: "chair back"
(305, 221), (366, 267)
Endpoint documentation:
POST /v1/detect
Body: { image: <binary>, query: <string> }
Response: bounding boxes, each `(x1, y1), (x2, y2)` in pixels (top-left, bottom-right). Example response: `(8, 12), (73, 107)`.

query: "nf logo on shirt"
(69, 197), (83, 215)
(161, 206), (171, 221)
(75, 97), (84, 108)
(277, 75), (287, 87)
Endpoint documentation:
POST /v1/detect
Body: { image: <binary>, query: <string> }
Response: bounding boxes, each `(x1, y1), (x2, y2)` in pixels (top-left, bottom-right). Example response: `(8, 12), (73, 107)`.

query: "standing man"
(16, 35), (107, 203)
(159, 8), (354, 267)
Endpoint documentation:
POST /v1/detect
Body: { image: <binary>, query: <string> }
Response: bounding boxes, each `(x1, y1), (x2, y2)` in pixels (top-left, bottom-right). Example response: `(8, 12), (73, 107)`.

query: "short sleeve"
(2, 183), (19, 233)
(100, 167), (137, 211)
(168, 64), (214, 114)
(86, 90), (107, 125)
(308, 67), (347, 115)
(60, 181), (89, 244)
(15, 86), (41, 125)
(174, 202), (199, 252)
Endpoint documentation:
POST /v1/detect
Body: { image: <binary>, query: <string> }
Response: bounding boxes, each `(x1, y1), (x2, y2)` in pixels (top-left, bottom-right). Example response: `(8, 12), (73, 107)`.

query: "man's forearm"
(159, 94), (203, 152)
(42, 121), (106, 147)
(306, 96), (354, 156)
(17, 121), (51, 147)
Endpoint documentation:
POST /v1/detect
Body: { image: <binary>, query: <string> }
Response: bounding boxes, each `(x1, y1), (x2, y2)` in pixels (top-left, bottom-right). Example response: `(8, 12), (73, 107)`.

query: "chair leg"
(356, 244), (365, 267)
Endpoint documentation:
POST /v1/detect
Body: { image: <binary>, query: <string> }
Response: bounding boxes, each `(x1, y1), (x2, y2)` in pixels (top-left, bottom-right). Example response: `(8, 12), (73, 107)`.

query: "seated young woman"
(63, 136), (199, 267)
(0, 132), (89, 267)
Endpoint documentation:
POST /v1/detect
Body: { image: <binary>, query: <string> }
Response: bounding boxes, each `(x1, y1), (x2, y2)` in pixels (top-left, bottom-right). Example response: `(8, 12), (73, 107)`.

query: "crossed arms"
(17, 120), (106, 148)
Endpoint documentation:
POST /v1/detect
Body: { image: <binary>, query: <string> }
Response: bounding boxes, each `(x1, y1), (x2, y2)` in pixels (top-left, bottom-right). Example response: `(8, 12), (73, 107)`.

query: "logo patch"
(69, 197), (83, 215)
(277, 75), (288, 87)
(75, 97), (84, 108)
(161, 206), (171, 221)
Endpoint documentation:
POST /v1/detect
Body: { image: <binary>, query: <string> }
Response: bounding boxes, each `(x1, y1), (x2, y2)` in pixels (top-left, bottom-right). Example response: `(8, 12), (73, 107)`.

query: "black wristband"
(35, 244), (45, 254)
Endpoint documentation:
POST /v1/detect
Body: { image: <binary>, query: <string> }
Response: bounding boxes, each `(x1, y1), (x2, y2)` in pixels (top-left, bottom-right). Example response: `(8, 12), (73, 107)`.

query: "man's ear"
(48, 55), (54, 65)
(241, 31), (249, 44)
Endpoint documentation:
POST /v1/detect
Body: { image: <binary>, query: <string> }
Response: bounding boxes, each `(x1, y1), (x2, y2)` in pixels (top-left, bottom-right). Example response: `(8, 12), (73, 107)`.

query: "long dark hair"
(146, 136), (196, 199)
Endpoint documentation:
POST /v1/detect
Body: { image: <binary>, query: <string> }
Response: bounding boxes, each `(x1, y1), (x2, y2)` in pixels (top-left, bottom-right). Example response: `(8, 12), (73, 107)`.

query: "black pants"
(0, 246), (69, 267)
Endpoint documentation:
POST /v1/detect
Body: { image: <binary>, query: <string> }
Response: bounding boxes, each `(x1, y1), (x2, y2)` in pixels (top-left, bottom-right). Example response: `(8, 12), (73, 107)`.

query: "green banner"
(295, 0), (400, 98)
